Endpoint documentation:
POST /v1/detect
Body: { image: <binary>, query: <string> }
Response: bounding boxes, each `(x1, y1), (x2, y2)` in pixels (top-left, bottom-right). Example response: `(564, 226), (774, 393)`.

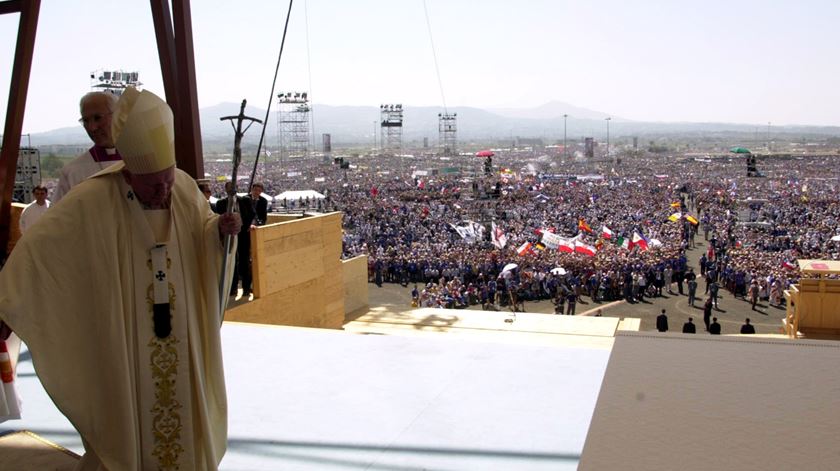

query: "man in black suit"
(656, 309), (669, 332)
(216, 182), (268, 297)
(703, 297), (713, 331)
(682, 317), (696, 334)
(245, 182), (269, 226)
(709, 317), (721, 335)
(740, 318), (756, 334)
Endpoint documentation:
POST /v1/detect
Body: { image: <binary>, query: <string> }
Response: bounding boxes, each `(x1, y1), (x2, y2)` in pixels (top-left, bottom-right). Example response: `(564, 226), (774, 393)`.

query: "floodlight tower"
(438, 112), (457, 156)
(13, 146), (40, 204)
(90, 69), (142, 96)
(277, 92), (311, 160)
(380, 104), (403, 156)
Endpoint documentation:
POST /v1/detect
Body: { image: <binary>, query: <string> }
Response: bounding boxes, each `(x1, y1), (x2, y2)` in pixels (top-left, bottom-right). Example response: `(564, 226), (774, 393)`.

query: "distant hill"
(488, 100), (621, 121)
(26, 101), (840, 149)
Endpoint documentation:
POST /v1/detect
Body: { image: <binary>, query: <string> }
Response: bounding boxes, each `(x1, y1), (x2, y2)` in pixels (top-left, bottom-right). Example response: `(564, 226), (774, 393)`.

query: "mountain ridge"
(25, 101), (840, 147)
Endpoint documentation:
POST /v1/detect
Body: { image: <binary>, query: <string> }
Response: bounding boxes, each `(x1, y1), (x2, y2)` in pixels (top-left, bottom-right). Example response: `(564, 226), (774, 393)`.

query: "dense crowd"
(202, 150), (840, 310)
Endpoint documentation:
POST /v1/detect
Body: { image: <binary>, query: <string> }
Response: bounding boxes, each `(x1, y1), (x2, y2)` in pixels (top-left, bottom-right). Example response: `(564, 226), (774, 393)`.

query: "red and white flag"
(574, 240), (597, 256)
(601, 225), (614, 239)
(557, 237), (575, 253)
(491, 222), (508, 249)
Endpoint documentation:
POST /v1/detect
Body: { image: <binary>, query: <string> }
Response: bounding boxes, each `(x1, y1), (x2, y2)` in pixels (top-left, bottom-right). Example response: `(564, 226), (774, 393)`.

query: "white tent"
(234, 192), (274, 202)
(210, 193), (273, 205)
(275, 190), (325, 202)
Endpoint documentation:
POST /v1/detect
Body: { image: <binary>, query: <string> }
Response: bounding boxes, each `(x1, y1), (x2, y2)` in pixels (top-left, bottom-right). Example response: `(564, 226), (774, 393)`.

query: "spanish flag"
(685, 215), (699, 225)
(670, 201), (681, 208)
(516, 242), (534, 256)
(578, 218), (593, 233)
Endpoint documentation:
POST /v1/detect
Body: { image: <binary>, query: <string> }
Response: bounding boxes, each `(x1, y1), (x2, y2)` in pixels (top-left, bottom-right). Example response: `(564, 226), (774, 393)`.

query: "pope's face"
(126, 166), (175, 208)
(80, 96), (114, 148)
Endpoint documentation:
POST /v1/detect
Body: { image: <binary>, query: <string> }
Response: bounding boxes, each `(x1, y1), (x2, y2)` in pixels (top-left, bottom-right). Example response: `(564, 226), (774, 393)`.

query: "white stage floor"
(3, 322), (612, 470)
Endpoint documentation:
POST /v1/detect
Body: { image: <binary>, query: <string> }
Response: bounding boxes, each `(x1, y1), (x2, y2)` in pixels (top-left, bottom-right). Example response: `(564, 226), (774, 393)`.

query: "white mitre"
(111, 87), (176, 174)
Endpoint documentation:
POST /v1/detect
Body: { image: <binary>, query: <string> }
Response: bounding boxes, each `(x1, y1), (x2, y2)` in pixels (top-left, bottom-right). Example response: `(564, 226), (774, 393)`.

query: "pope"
(0, 87), (240, 470)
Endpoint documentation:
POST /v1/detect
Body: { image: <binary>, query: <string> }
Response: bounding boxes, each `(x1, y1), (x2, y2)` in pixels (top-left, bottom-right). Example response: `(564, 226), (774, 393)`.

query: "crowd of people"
(35, 139), (840, 315)
(197, 149), (839, 313)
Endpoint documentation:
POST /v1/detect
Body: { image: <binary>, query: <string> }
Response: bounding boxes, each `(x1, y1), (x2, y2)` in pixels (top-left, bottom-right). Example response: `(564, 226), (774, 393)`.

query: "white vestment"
(0, 163), (235, 470)
(52, 147), (121, 203)
(18, 199), (50, 233)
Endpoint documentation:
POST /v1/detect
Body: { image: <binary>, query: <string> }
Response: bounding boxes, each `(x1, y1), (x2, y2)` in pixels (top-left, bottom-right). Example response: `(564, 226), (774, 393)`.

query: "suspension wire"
(304, 0), (316, 155)
(251, 0), (295, 190)
(422, 0), (447, 114)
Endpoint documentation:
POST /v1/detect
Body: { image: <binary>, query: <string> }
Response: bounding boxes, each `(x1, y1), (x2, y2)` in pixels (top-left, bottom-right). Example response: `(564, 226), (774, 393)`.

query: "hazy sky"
(2, 0), (839, 134)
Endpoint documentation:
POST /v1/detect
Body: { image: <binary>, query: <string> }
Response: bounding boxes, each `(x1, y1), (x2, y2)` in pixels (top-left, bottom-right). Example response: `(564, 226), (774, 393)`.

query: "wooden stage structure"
(784, 259), (840, 338)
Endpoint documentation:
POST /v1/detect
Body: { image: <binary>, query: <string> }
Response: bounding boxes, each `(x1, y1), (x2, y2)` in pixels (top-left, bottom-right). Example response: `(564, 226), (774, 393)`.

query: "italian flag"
(601, 225), (613, 239)
(615, 236), (632, 250)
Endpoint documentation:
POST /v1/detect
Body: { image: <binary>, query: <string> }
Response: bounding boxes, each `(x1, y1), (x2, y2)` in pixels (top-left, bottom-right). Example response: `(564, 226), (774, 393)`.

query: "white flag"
(540, 231), (563, 250)
(491, 222), (508, 249)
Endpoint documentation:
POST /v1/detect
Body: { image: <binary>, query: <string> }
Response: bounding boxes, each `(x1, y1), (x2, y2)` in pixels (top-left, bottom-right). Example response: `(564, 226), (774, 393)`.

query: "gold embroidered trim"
(146, 272), (183, 469)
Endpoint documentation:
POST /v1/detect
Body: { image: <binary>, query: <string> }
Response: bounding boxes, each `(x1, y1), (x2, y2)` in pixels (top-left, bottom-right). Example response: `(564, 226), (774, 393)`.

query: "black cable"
(250, 0), (295, 190)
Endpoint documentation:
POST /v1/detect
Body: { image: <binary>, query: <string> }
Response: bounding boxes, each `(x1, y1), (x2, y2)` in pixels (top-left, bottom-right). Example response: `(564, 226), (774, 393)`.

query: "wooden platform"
(0, 430), (79, 470)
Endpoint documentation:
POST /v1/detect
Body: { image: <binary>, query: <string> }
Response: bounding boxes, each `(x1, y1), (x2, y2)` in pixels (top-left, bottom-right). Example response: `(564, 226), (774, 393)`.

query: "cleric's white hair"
(79, 91), (118, 114)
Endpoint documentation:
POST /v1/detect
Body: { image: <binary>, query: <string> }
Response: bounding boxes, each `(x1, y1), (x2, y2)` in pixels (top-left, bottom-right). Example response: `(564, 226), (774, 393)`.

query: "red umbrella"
(475, 150), (494, 157)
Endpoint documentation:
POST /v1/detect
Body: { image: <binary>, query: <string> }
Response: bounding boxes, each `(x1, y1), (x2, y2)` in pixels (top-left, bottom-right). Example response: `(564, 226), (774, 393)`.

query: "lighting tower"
(380, 104), (403, 156)
(605, 117), (611, 161)
(563, 114), (568, 161)
(277, 92), (311, 160)
(14, 146), (40, 204)
(438, 112), (457, 156)
(90, 69), (142, 96)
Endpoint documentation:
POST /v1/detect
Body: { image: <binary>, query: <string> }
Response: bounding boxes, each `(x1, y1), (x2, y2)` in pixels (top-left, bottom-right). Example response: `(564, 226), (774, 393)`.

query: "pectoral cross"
(151, 245), (171, 338)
